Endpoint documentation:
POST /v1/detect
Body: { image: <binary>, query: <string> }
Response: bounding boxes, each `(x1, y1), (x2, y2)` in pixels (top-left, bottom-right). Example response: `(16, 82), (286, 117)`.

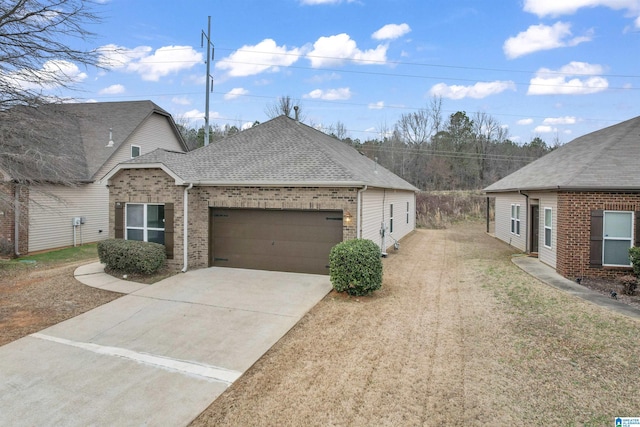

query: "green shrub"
(329, 239), (382, 296)
(97, 239), (166, 275)
(629, 246), (640, 278)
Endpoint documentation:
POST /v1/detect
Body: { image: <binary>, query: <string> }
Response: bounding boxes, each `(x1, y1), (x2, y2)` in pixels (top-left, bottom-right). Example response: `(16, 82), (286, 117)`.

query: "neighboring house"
(104, 115), (419, 275)
(0, 101), (188, 256)
(484, 115), (640, 281)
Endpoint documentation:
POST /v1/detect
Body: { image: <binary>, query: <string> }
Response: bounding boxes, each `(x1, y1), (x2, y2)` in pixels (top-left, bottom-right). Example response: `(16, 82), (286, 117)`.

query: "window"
(131, 145), (141, 158)
(510, 204), (520, 235)
(603, 211), (633, 266)
(406, 201), (410, 224)
(389, 204), (394, 233)
(544, 208), (552, 248)
(126, 203), (165, 244)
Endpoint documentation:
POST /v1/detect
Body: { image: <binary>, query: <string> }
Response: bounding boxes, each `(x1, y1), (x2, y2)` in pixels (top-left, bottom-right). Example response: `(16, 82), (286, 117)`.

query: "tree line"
(180, 97), (554, 191)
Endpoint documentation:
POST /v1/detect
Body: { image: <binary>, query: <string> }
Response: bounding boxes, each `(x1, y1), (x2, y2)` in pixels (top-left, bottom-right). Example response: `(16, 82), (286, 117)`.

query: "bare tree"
(0, 0), (102, 109)
(0, 0), (103, 208)
(265, 95), (305, 121)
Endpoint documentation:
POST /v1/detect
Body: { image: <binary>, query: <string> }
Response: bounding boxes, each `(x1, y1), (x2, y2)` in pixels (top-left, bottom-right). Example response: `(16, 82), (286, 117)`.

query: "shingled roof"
(0, 101), (187, 183)
(485, 115), (640, 192)
(125, 115), (418, 191)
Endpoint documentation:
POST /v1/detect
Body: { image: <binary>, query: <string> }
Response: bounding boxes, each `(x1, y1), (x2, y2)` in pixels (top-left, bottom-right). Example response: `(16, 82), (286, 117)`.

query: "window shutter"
(589, 209), (603, 267)
(114, 202), (124, 239)
(164, 203), (174, 260)
(635, 211), (640, 247)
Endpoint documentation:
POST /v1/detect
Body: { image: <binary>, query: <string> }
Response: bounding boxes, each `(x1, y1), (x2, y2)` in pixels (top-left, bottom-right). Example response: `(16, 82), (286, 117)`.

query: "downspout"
(14, 184), (20, 256)
(519, 190), (529, 253)
(356, 185), (367, 239)
(181, 183), (193, 272)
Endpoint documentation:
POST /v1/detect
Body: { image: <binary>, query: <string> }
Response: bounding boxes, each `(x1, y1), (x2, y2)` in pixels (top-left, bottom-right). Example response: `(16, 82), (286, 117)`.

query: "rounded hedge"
(97, 239), (166, 275)
(329, 239), (383, 296)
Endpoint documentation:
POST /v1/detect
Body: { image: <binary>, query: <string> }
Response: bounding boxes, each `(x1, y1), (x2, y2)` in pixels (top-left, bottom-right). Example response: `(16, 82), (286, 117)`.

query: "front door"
(530, 205), (539, 253)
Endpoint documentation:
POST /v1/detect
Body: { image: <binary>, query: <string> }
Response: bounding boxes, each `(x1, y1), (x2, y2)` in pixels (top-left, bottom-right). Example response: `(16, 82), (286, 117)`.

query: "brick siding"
(557, 191), (640, 280)
(109, 168), (358, 271)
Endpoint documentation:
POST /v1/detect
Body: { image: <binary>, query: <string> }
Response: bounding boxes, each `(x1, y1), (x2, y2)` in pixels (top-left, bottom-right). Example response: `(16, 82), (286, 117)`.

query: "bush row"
(97, 239), (166, 275)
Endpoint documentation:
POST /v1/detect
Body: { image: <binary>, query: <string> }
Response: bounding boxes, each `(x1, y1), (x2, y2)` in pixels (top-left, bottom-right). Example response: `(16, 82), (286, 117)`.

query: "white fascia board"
(101, 163), (185, 185)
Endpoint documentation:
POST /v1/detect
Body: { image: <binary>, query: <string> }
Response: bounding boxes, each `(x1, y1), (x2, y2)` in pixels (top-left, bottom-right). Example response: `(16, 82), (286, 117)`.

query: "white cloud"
(98, 44), (202, 82)
(128, 46), (202, 81)
(517, 118), (534, 125)
(305, 87), (352, 100)
(368, 101), (385, 109)
(98, 84), (125, 95)
(534, 125), (557, 133)
(543, 116), (578, 125)
(307, 33), (388, 67)
(216, 39), (301, 77)
(3, 60), (88, 91)
(503, 22), (592, 59)
(523, 0), (640, 17)
(528, 61), (609, 95)
(372, 23), (412, 40)
(224, 87), (249, 100)
(179, 109), (221, 123)
(172, 96), (191, 106)
(308, 72), (341, 83)
(428, 80), (516, 100)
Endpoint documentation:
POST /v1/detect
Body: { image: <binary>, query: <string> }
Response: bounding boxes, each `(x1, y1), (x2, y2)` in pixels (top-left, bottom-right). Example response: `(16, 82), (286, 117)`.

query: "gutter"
(14, 185), (20, 256)
(181, 183), (193, 272)
(356, 185), (367, 238)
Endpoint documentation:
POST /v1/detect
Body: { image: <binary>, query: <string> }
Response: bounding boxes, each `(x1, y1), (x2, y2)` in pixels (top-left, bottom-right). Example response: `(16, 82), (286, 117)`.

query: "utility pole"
(201, 16), (214, 146)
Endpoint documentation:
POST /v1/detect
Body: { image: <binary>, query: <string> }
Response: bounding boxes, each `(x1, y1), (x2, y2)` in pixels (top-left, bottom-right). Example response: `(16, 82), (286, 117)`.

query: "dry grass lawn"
(192, 221), (640, 426)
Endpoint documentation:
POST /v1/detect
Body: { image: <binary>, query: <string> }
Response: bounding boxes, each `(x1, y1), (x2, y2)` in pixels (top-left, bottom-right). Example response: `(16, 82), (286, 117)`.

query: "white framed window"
(406, 201), (410, 224)
(389, 204), (394, 233)
(510, 204), (520, 236)
(126, 203), (165, 245)
(131, 145), (141, 158)
(544, 208), (552, 248)
(603, 211), (633, 266)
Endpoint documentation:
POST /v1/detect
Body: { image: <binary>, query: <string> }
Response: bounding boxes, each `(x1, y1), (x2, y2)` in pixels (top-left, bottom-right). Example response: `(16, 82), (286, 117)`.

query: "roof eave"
(485, 185), (640, 194)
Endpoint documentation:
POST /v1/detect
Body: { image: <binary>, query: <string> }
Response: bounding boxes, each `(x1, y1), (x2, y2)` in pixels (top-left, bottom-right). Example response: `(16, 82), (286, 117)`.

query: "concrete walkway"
(0, 264), (332, 426)
(512, 255), (640, 320)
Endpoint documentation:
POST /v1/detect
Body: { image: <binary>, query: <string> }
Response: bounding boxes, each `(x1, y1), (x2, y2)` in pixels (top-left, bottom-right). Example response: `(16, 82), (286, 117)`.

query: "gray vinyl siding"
(98, 114), (183, 180)
(28, 183), (106, 252)
(361, 188), (415, 251)
(27, 113), (185, 253)
(532, 192), (557, 269)
(494, 193), (527, 252)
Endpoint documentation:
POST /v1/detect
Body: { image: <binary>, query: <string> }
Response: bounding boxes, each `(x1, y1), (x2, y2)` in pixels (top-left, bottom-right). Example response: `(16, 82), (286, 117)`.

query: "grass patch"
(0, 244), (98, 276)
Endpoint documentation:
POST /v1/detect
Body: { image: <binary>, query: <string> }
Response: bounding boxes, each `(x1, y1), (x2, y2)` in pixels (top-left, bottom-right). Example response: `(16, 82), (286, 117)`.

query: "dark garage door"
(209, 209), (343, 275)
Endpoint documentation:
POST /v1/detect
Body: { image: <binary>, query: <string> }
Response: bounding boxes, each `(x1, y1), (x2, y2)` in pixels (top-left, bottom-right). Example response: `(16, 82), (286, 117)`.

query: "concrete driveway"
(0, 267), (331, 426)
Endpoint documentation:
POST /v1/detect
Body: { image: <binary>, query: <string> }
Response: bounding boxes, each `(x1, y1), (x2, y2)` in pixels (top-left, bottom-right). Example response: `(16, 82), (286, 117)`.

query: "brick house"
(0, 101), (188, 257)
(104, 115), (418, 275)
(484, 115), (640, 281)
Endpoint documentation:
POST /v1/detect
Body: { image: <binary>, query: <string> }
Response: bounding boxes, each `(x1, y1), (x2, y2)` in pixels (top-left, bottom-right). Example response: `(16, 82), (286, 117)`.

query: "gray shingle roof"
(485, 115), (640, 192)
(128, 115), (418, 191)
(1, 101), (187, 183)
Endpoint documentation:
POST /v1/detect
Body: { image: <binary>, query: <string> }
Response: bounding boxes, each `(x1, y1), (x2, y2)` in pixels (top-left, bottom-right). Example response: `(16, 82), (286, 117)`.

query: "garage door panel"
(210, 209), (343, 275)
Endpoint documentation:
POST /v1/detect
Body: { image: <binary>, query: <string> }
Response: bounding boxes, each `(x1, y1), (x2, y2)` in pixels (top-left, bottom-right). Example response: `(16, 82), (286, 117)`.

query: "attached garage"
(107, 115), (418, 274)
(209, 208), (343, 275)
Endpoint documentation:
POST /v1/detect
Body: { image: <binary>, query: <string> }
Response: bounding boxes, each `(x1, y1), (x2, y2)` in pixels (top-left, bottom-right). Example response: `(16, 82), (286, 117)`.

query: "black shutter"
(589, 209), (603, 267)
(114, 202), (124, 239)
(164, 203), (174, 259)
(635, 211), (640, 247)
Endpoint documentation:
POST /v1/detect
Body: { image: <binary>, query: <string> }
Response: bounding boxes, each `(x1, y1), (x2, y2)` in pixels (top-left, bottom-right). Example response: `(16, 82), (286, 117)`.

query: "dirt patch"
(0, 260), (123, 346)
(191, 222), (640, 426)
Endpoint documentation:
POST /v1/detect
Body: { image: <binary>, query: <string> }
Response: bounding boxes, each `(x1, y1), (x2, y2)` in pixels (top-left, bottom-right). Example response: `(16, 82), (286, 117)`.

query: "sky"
(55, 0), (640, 145)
